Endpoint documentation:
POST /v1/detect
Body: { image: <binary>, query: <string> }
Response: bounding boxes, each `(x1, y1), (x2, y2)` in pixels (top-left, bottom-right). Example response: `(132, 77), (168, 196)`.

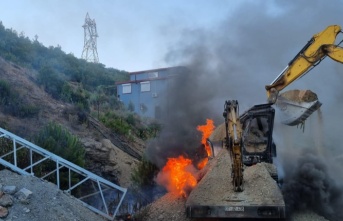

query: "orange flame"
(156, 155), (197, 197)
(197, 158), (208, 170)
(156, 119), (215, 197)
(197, 119), (215, 170)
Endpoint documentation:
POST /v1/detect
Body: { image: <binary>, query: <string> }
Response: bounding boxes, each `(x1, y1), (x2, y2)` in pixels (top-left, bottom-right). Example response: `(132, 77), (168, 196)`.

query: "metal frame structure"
(0, 127), (127, 220)
(81, 12), (99, 63)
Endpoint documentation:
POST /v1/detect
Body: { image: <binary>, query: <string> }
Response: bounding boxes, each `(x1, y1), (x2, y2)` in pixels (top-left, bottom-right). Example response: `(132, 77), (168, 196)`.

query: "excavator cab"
(240, 103), (276, 166)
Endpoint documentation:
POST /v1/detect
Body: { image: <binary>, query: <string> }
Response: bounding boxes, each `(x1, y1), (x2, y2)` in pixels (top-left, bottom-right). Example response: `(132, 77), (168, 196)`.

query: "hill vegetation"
(0, 21), (161, 142)
(0, 20), (162, 201)
(0, 20), (167, 217)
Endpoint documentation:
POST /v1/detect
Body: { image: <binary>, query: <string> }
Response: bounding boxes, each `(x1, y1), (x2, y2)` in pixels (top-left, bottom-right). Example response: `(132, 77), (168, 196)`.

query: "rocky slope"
(0, 56), (143, 219)
(0, 169), (107, 221)
(0, 57), (142, 188)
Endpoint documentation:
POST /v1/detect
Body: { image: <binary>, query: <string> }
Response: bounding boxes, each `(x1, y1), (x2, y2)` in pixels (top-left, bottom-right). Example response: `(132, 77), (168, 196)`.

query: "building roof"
(115, 76), (172, 85)
(116, 66), (186, 85)
(128, 66), (184, 75)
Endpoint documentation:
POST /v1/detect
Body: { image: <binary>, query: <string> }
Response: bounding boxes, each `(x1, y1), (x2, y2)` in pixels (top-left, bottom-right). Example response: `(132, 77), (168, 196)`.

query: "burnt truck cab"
(239, 103), (277, 166)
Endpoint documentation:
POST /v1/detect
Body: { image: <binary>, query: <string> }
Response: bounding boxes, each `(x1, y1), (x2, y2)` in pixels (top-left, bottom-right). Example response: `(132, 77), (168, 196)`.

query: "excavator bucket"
(276, 90), (322, 126)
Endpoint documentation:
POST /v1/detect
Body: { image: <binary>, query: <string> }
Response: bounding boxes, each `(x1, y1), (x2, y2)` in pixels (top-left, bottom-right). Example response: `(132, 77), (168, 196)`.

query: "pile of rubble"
(0, 169), (106, 221)
(0, 185), (32, 218)
(279, 89), (318, 103)
(137, 193), (190, 221)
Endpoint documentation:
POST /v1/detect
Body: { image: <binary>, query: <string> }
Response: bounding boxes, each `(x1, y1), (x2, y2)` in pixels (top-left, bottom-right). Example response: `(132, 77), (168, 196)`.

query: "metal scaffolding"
(0, 127), (126, 220)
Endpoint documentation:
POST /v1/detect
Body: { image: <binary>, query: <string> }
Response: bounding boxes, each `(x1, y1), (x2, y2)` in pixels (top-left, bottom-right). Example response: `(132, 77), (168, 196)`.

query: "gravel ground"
(187, 149), (284, 207)
(140, 149), (331, 221)
(0, 169), (107, 221)
(137, 193), (191, 221)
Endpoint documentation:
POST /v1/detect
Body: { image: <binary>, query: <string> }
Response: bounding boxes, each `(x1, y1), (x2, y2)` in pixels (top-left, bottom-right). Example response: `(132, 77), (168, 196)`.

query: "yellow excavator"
(266, 24), (343, 126)
(187, 25), (343, 219)
(223, 100), (243, 192)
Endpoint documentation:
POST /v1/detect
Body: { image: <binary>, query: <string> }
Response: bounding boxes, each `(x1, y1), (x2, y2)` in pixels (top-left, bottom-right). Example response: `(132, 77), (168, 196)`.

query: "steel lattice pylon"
(81, 13), (99, 63)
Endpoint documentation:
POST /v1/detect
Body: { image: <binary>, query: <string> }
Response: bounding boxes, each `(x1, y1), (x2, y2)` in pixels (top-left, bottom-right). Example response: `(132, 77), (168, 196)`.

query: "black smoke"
(281, 149), (343, 220)
(146, 67), (216, 168)
(146, 2), (343, 218)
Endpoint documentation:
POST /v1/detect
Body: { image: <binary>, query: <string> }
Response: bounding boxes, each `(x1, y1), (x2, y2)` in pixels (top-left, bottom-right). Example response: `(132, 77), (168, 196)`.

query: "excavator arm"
(265, 25), (343, 125)
(223, 100), (243, 191)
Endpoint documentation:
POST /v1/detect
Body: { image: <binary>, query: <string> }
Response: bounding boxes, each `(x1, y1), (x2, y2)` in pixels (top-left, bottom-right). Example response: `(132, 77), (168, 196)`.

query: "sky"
(0, 0), (244, 72)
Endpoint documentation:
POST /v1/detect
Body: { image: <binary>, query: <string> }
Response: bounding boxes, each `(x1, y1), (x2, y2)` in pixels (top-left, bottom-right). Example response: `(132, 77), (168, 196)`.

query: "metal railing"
(0, 127), (127, 220)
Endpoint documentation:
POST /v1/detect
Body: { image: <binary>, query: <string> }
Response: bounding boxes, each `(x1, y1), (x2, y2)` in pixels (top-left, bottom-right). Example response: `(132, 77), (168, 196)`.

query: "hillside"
(0, 22), (159, 220)
(0, 56), (143, 188)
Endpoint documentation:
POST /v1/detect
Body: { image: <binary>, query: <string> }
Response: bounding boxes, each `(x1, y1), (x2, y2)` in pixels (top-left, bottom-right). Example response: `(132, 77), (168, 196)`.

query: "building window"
(122, 84), (131, 94)
(148, 72), (158, 78)
(140, 81), (150, 92)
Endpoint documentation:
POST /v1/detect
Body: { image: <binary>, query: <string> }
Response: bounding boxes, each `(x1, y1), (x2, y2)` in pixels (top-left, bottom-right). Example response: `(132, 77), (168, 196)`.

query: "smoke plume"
(281, 149), (343, 220)
(147, 1), (343, 218)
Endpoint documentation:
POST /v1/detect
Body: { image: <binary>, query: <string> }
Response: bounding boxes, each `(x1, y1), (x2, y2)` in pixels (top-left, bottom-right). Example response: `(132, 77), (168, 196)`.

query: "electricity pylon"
(81, 13), (99, 63)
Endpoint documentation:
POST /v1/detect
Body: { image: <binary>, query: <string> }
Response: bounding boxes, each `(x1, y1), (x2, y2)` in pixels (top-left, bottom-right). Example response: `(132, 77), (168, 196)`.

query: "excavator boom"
(266, 25), (342, 96)
(266, 25), (343, 125)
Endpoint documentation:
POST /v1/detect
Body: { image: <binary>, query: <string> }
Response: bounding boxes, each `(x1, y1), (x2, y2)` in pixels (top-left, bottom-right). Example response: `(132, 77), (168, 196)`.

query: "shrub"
(34, 122), (85, 167)
(0, 80), (11, 105)
(32, 122), (86, 189)
(61, 82), (90, 111)
(36, 66), (65, 99)
(99, 110), (161, 140)
(131, 157), (159, 188)
(0, 79), (40, 118)
(99, 112), (131, 135)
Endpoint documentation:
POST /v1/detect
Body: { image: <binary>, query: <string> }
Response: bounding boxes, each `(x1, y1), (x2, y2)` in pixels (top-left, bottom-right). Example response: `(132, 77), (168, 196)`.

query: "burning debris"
(155, 156), (197, 197)
(155, 119), (215, 197)
(196, 119), (215, 169)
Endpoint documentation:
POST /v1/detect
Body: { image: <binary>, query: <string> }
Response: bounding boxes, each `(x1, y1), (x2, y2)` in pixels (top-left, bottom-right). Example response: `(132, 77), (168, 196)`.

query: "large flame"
(156, 119), (215, 197)
(196, 119), (215, 169)
(156, 155), (197, 197)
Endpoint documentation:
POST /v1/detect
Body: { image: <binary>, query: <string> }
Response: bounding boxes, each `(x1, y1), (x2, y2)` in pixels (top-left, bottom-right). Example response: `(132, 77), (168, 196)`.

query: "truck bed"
(186, 149), (285, 219)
